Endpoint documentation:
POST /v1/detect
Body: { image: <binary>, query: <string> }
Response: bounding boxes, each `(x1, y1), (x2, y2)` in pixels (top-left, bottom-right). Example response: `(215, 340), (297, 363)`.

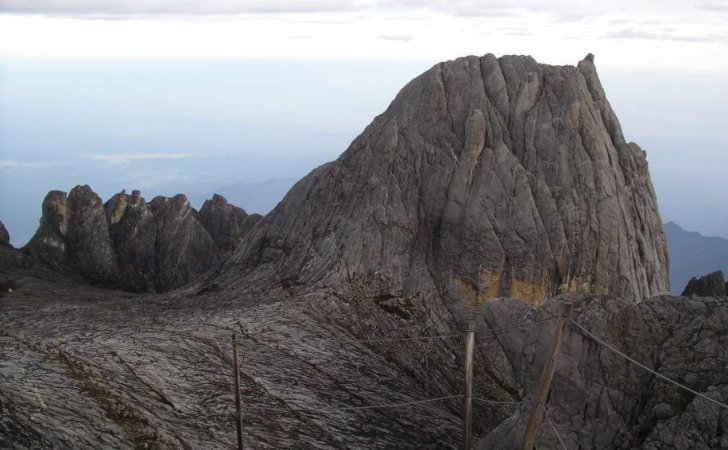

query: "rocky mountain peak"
(219, 53), (669, 307)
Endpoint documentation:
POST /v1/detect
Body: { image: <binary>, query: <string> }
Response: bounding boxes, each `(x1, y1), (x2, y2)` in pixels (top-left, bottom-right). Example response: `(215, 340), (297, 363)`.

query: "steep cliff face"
(220, 54), (669, 307)
(24, 187), (255, 292)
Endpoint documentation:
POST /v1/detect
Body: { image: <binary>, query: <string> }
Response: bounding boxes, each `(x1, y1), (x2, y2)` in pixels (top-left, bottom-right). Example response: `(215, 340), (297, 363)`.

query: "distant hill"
(665, 221), (728, 294)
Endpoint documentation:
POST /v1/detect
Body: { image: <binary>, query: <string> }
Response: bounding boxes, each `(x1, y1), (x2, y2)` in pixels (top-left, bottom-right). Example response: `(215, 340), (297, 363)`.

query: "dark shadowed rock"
(66, 185), (119, 284)
(682, 270), (726, 297)
(23, 190), (75, 277)
(149, 194), (221, 292)
(106, 190), (158, 292)
(24, 186), (255, 292)
(199, 194), (261, 259)
(219, 54), (669, 310)
(0, 220), (10, 246)
(24, 185), (122, 286)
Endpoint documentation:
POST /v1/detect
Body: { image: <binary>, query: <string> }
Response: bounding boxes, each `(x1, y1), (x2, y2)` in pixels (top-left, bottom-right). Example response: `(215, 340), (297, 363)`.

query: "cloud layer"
(0, 0), (362, 15)
(0, 0), (726, 73)
(3, 0), (725, 18)
(84, 152), (198, 164)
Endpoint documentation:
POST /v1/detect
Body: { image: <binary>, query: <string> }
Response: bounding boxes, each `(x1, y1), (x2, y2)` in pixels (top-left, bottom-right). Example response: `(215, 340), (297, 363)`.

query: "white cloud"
(699, 1), (728, 12)
(83, 152), (198, 164)
(0, 1), (726, 74)
(0, 0), (364, 15)
(0, 160), (67, 169)
(605, 27), (727, 44)
(378, 34), (414, 41)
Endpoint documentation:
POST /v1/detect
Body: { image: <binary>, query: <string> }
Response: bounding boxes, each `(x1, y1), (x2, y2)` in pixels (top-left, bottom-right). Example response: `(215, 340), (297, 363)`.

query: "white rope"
(544, 407), (568, 450)
(571, 318), (728, 411)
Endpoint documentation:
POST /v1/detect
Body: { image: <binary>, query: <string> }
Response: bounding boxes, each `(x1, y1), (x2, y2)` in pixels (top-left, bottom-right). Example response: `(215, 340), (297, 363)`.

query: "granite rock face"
(220, 54), (669, 309)
(24, 187), (255, 292)
(682, 270), (727, 297)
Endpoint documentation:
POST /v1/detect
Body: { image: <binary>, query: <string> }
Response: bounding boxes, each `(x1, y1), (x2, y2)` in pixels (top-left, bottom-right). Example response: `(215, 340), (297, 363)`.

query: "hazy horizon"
(1, 58), (727, 246)
(1, 1), (727, 246)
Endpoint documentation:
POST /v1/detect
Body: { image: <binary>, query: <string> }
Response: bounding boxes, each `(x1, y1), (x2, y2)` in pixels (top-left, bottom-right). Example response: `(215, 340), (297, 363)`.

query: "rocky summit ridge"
(23, 186), (260, 292)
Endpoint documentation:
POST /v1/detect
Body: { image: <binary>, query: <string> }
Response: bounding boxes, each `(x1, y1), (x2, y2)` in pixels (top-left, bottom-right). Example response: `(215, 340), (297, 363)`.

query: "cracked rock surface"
(2, 243), (725, 449)
(477, 295), (728, 449)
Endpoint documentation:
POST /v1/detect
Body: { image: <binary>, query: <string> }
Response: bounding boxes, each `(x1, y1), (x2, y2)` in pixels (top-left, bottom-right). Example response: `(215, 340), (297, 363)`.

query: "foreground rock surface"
(1, 253), (725, 449)
(23, 187), (259, 292)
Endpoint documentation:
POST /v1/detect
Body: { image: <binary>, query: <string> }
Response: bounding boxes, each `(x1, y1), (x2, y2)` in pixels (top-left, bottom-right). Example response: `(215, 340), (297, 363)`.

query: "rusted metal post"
(522, 302), (573, 450)
(463, 320), (476, 450)
(232, 333), (243, 450)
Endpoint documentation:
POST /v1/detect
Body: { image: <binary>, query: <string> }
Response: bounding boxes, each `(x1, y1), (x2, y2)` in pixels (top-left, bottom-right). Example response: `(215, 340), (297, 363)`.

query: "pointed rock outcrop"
(24, 190), (74, 277)
(25, 186), (256, 292)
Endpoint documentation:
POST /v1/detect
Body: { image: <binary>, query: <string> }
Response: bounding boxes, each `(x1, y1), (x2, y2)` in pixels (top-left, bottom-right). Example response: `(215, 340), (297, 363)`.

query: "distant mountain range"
(665, 221), (728, 294)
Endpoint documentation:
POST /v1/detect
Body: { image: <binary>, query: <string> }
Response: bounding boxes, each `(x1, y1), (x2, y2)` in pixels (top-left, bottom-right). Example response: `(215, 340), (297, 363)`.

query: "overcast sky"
(0, 1), (727, 245)
(1, 0), (727, 72)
